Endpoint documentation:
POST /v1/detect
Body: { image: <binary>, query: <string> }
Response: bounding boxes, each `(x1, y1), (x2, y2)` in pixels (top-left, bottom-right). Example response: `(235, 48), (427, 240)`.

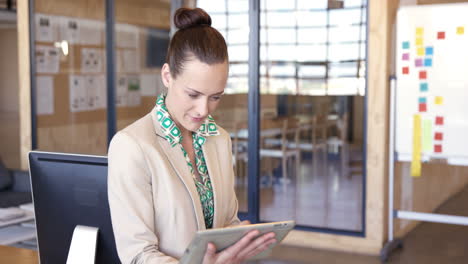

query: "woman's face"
(161, 58), (228, 133)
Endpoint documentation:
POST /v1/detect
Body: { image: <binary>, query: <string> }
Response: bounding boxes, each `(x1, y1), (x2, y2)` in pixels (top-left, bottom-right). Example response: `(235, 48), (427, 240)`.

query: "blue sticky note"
(420, 83), (428, 92)
(424, 58), (432, 67)
(402, 42), (410, 49)
(426, 46), (433, 55)
(419, 97), (427, 104)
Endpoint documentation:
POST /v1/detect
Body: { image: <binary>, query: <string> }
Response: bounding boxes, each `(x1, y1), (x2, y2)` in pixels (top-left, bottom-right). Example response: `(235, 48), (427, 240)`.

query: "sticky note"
(419, 103), (427, 112)
(435, 116), (444, 125)
(402, 53), (410, 60)
(415, 58), (423, 67)
(402, 67), (409, 74)
(437, 32), (445, 39)
(416, 27), (424, 36)
(434, 144), (443, 153)
(402, 41), (410, 49)
(424, 58), (432, 67)
(457, 26), (464, 35)
(435, 96), (443, 105)
(416, 37), (424, 46)
(420, 83), (428, 92)
(419, 97), (427, 104)
(419, 71), (427, 79)
(425, 47), (433, 55)
(411, 114), (422, 177)
(422, 119), (432, 152)
(417, 47), (425, 56)
(434, 132), (443, 141)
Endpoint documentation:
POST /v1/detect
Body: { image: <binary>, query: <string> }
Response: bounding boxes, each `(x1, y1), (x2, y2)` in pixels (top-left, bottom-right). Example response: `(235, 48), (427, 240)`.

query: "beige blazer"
(108, 106), (240, 264)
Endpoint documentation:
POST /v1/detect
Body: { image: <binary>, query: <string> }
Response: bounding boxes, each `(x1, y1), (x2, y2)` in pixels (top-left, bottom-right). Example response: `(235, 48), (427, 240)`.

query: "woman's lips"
(190, 116), (205, 122)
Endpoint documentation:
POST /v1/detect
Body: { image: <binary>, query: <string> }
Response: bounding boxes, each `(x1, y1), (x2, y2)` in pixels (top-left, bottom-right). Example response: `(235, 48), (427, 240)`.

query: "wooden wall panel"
(18, 0), (32, 170)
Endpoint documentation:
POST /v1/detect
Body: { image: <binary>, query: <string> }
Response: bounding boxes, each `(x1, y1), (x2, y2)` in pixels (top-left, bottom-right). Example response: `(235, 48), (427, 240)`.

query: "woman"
(108, 7), (276, 264)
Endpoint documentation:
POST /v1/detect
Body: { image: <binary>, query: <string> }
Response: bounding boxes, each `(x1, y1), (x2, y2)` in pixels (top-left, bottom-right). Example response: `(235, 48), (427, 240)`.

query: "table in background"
(0, 245), (38, 264)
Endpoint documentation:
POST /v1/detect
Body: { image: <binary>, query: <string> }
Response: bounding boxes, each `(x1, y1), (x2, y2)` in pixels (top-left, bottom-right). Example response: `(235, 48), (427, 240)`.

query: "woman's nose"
(195, 100), (209, 117)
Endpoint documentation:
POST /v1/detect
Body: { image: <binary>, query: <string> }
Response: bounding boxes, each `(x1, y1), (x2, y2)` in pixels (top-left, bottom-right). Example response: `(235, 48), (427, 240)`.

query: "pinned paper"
(81, 48), (103, 73)
(420, 83), (428, 92)
(411, 114), (422, 177)
(422, 119), (432, 152)
(424, 58), (432, 67)
(435, 96), (443, 105)
(36, 46), (60, 74)
(457, 26), (464, 35)
(402, 53), (410, 60)
(416, 27), (424, 36)
(35, 14), (57, 42)
(36, 76), (54, 115)
(402, 41), (410, 49)
(419, 71), (427, 79)
(415, 58), (423, 67)
(419, 103), (427, 112)
(417, 47), (425, 56)
(60, 18), (80, 44)
(69, 75), (86, 112)
(415, 37), (423, 46)
(437, 32), (445, 39)
(434, 132), (443, 141)
(425, 47), (433, 55)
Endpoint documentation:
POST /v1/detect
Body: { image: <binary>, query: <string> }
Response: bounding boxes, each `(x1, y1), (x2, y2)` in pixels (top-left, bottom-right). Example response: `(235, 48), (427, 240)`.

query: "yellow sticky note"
(422, 119), (432, 153)
(415, 37), (423, 46)
(416, 27), (424, 36)
(417, 47), (425, 56)
(435, 96), (443, 105)
(411, 114), (422, 177)
(457, 26), (464, 35)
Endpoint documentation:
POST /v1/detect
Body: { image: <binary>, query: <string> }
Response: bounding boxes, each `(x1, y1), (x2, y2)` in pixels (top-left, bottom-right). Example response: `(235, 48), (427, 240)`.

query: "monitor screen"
(29, 151), (120, 264)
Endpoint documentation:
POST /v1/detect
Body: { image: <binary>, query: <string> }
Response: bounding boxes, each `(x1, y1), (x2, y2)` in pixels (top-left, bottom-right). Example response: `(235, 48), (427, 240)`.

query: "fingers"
(243, 237), (277, 260)
(239, 220), (251, 226)
(222, 229), (260, 257)
(237, 232), (276, 260)
(202, 243), (217, 264)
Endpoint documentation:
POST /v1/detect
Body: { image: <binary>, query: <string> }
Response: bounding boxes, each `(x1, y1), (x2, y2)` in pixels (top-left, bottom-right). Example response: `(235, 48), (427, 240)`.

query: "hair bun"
(174, 8), (212, 30)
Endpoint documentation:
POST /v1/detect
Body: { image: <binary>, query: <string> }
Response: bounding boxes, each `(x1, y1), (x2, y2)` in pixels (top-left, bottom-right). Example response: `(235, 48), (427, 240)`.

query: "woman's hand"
(201, 229), (277, 264)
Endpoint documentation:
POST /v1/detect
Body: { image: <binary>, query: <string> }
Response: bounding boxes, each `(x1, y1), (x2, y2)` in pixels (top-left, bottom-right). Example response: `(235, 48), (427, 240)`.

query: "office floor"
(237, 149), (364, 232)
(247, 183), (468, 264)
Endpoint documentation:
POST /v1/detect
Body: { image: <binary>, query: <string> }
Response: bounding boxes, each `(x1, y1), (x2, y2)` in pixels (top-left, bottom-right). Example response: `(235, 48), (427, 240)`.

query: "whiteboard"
(395, 3), (468, 166)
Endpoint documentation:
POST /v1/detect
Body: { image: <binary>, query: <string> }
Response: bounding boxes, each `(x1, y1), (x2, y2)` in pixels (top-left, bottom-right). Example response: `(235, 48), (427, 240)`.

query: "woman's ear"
(161, 63), (171, 88)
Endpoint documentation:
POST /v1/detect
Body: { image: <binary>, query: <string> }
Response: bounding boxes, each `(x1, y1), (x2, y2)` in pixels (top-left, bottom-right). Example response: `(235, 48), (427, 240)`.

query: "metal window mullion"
(29, 0), (37, 149)
(247, 0), (260, 223)
(106, 0), (116, 145)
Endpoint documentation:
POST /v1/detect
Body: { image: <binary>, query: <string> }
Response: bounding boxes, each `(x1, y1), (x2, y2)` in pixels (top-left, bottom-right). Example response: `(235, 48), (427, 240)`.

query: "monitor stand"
(66, 225), (98, 264)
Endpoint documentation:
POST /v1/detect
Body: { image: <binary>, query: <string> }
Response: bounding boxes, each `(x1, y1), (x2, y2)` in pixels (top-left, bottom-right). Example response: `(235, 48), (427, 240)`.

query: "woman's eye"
(188, 94), (198, 98)
(210, 96), (221, 101)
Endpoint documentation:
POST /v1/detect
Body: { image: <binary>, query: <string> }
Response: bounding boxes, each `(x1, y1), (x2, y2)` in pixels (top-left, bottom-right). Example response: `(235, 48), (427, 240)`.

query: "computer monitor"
(29, 151), (120, 264)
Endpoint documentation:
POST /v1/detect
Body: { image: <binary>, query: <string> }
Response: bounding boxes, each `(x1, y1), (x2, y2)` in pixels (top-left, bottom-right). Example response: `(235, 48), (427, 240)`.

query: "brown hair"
(166, 8), (228, 78)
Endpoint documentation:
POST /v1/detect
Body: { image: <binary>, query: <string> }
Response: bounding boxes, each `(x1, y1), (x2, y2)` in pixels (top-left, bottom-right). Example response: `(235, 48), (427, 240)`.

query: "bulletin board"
(395, 3), (468, 167)
(34, 13), (168, 128)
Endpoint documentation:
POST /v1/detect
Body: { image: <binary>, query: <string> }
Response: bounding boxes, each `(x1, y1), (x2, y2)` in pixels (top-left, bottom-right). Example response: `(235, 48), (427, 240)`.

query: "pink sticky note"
(402, 53), (410, 60)
(415, 58), (423, 67)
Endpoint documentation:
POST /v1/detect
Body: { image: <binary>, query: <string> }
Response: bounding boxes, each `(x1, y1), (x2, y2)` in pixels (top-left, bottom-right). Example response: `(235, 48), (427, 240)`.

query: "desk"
(0, 245), (38, 264)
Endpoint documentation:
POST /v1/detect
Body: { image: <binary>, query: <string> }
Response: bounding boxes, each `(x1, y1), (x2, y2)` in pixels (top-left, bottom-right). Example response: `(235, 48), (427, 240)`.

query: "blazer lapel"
(202, 139), (222, 228)
(151, 109), (206, 230)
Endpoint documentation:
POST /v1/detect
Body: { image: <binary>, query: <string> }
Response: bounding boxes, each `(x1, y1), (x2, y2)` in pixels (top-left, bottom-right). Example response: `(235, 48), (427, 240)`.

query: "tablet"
(179, 220), (295, 264)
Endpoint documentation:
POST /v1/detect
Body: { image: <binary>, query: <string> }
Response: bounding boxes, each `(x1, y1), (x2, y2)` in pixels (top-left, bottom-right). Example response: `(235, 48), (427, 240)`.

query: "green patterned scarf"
(155, 94), (219, 228)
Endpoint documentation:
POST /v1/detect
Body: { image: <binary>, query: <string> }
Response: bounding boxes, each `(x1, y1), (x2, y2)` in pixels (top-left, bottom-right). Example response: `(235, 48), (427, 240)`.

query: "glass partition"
(33, 0), (108, 155)
(258, 0), (367, 232)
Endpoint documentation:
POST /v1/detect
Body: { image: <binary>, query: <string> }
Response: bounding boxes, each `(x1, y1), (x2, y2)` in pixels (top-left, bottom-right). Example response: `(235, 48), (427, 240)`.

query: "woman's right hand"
(201, 230), (276, 264)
